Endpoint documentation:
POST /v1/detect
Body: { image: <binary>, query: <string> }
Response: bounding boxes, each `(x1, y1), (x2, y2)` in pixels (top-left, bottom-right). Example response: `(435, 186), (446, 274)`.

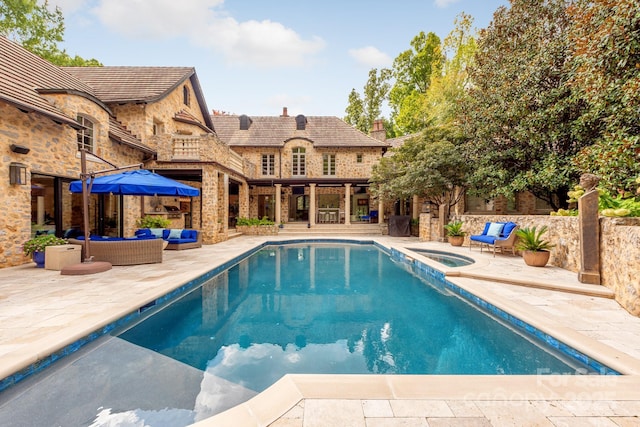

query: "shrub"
(137, 215), (171, 229)
(236, 217), (275, 226)
(23, 235), (67, 256)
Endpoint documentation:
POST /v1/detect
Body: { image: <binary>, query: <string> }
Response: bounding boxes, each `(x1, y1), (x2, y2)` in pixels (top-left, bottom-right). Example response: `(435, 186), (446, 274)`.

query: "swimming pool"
(408, 248), (475, 267)
(0, 241), (616, 427)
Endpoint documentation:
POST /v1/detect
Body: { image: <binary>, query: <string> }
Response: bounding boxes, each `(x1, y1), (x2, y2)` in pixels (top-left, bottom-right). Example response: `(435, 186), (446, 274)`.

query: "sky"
(51, 0), (509, 118)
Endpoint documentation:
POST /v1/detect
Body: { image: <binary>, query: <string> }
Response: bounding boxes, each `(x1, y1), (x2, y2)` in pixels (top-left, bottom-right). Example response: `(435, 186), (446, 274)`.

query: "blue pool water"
(118, 243), (592, 393)
(408, 248), (475, 267)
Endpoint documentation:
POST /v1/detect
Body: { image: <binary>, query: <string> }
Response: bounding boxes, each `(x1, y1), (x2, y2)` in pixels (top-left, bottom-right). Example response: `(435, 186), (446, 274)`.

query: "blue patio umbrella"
(69, 169), (199, 196)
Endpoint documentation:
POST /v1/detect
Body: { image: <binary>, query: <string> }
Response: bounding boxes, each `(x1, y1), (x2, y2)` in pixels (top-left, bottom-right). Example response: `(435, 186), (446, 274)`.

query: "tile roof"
(0, 36), (94, 127)
(63, 66), (214, 131)
(109, 118), (155, 155)
(387, 133), (420, 149)
(62, 66), (194, 103)
(211, 115), (390, 148)
(174, 109), (213, 134)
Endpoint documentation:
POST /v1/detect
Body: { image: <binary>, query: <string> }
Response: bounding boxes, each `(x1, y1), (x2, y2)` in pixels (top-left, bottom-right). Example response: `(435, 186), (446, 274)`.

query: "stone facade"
(1, 98), (145, 267)
(419, 213), (640, 317)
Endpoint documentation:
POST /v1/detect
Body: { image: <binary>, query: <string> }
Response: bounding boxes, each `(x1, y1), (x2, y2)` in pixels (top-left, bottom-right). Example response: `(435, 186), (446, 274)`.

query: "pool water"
(119, 243), (589, 393)
(408, 248), (475, 267)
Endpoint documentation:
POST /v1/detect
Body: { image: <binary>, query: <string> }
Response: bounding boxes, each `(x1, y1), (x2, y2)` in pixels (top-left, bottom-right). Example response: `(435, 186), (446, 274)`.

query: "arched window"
(76, 115), (94, 152)
(292, 147), (306, 176)
(183, 85), (190, 106)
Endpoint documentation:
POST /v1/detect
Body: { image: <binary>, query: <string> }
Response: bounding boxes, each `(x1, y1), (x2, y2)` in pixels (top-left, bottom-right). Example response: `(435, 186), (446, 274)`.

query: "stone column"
(438, 203), (448, 242)
(412, 195), (419, 220)
(378, 198), (384, 224)
(578, 189), (601, 284)
(344, 183), (351, 225)
(309, 184), (316, 226)
(239, 183), (249, 218)
(275, 183), (282, 224)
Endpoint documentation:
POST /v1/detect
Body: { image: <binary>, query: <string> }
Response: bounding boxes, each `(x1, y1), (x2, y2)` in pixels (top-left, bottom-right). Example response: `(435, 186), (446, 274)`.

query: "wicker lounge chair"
(469, 222), (519, 256)
(68, 238), (163, 265)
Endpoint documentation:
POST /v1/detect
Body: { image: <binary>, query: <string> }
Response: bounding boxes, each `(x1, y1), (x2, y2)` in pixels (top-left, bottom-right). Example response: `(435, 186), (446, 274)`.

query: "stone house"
(0, 36), (247, 268)
(211, 109), (390, 226)
(0, 36), (391, 268)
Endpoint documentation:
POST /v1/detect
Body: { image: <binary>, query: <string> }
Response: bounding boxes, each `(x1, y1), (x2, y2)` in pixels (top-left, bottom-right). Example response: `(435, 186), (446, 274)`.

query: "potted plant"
(515, 225), (554, 267)
(23, 234), (68, 268)
(444, 220), (466, 246)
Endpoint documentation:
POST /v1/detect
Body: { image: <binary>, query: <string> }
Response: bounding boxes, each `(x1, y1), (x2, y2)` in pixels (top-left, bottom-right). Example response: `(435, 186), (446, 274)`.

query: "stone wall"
(419, 213), (640, 316)
(1, 99), (144, 268)
(236, 225), (279, 235)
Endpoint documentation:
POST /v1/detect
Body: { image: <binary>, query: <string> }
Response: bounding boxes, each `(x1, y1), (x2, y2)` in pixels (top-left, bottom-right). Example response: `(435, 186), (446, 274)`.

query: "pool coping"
(1, 236), (639, 426)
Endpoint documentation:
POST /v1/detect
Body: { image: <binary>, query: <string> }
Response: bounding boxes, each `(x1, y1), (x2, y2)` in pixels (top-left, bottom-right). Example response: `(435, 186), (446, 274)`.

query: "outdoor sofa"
(68, 236), (164, 265)
(136, 228), (202, 250)
(469, 221), (519, 256)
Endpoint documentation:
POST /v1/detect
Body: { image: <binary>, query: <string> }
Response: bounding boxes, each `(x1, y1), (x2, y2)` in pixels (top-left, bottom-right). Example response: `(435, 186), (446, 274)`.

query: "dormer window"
(239, 114), (252, 130)
(183, 85), (190, 106)
(295, 114), (307, 130)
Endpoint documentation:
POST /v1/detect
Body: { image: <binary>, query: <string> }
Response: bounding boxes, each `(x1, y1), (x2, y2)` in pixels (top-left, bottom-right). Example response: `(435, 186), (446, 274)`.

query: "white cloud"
(434, 0), (460, 7)
(348, 46), (391, 68)
(200, 17), (325, 68)
(88, 0), (325, 68)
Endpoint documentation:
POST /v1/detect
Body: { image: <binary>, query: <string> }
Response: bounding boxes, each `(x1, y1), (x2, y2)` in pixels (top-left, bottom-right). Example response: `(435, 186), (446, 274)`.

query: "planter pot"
(522, 250), (550, 267)
(448, 236), (464, 246)
(32, 251), (45, 268)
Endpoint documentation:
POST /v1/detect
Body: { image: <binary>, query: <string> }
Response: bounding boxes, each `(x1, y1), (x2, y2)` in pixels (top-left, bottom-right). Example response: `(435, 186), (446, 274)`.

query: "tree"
(370, 124), (468, 210)
(568, 0), (640, 193)
(389, 31), (444, 134)
(0, 0), (101, 66)
(459, 0), (591, 210)
(344, 68), (391, 134)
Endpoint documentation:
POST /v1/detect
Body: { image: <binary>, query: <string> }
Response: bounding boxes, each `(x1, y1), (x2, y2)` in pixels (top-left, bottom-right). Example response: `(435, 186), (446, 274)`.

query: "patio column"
(412, 195), (419, 220)
(344, 183), (351, 225)
(309, 184), (316, 226)
(378, 197), (384, 223)
(275, 183), (282, 224)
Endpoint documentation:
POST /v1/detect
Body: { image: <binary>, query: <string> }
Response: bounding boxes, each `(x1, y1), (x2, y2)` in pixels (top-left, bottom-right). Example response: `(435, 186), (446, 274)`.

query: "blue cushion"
(481, 222), (491, 235)
(470, 234), (497, 244)
(181, 229), (197, 240)
(135, 228), (153, 237)
(486, 222), (504, 237)
(167, 237), (197, 244)
(501, 222), (517, 238)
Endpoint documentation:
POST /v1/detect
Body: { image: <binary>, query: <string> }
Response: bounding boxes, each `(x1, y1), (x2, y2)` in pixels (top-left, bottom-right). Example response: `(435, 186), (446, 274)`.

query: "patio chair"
(469, 221), (519, 256)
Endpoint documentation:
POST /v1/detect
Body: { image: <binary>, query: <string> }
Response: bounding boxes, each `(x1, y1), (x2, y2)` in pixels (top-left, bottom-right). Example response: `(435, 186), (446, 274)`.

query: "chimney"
(281, 107), (289, 117)
(370, 119), (386, 141)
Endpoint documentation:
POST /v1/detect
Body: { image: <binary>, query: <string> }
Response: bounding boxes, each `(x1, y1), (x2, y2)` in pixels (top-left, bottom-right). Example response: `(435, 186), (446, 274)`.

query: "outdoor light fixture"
(10, 144), (30, 154)
(9, 162), (27, 185)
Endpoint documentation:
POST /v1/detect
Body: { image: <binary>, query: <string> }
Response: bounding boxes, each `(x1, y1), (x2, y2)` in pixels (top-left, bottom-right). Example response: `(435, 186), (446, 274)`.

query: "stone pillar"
(344, 183), (351, 225)
(275, 183), (282, 224)
(438, 204), (448, 242)
(309, 184), (316, 226)
(412, 195), (419, 220)
(239, 183), (249, 218)
(378, 197), (384, 224)
(578, 190), (601, 284)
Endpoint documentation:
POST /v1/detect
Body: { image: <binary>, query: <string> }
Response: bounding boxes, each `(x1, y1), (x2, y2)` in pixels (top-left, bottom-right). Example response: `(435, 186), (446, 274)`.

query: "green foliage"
(137, 215), (171, 229)
(460, 0), (589, 210)
(550, 182), (640, 217)
(370, 124), (468, 209)
(344, 68), (391, 134)
(0, 0), (101, 66)
(444, 220), (465, 237)
(23, 234), (67, 256)
(568, 0), (640, 194)
(236, 217), (275, 226)
(515, 226), (554, 252)
(389, 31), (444, 134)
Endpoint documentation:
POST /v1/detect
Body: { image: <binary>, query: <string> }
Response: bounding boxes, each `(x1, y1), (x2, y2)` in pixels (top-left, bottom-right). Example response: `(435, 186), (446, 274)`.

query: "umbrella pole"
(81, 149), (92, 261)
